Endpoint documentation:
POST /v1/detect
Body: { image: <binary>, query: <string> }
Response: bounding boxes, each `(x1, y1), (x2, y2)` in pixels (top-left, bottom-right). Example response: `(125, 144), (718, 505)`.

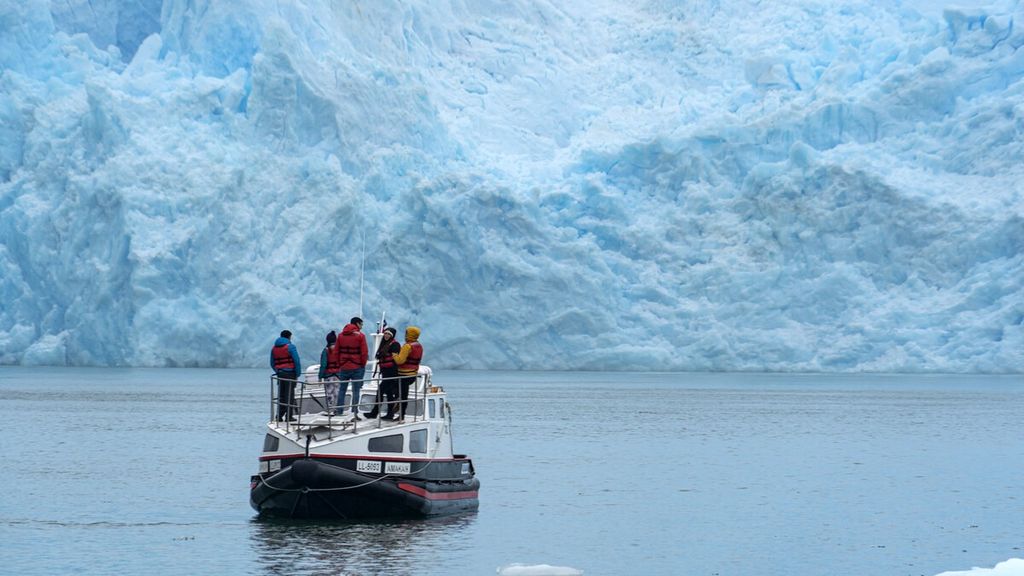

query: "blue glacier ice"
(0, 0), (1022, 371)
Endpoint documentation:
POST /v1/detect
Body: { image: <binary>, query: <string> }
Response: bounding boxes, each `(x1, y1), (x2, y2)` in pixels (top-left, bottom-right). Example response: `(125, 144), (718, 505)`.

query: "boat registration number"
(385, 462), (411, 475)
(356, 460), (382, 473)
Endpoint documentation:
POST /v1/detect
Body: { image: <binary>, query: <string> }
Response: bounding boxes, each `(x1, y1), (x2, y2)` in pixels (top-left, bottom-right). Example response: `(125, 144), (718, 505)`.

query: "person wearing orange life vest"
(318, 330), (343, 415)
(392, 326), (423, 423)
(269, 330), (301, 422)
(335, 317), (369, 420)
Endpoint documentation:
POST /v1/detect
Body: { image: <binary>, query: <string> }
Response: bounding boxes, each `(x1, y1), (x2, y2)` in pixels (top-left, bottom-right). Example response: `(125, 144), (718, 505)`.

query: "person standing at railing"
(270, 330), (301, 422)
(318, 330), (343, 415)
(393, 326), (423, 423)
(336, 317), (369, 420)
(366, 327), (401, 420)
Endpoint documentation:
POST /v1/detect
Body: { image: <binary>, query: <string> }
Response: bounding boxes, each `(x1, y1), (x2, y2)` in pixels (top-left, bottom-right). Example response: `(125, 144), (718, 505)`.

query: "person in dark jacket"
(366, 327), (400, 419)
(318, 330), (342, 415)
(335, 317), (368, 419)
(269, 330), (301, 422)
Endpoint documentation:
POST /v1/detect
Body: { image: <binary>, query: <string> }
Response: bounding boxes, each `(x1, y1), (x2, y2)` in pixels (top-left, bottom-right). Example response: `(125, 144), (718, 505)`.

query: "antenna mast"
(358, 230), (365, 318)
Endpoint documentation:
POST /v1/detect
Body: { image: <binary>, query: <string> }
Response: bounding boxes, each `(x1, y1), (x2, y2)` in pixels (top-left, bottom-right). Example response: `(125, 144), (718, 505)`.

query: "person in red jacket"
(336, 317), (368, 419)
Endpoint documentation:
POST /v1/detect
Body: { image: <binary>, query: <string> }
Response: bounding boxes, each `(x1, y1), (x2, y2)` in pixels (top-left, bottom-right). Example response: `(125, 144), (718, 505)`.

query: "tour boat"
(249, 330), (480, 519)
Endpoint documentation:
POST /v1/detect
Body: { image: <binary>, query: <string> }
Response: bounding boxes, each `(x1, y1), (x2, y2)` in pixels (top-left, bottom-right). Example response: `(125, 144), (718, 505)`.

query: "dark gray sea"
(0, 368), (1021, 575)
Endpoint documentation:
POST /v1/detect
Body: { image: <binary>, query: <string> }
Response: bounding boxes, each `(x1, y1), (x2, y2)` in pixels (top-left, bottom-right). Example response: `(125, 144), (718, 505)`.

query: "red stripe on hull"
(259, 453), (470, 463)
(397, 482), (478, 501)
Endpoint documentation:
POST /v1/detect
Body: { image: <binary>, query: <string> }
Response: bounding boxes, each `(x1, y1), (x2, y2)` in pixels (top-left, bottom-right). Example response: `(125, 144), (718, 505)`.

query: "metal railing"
(268, 371), (432, 434)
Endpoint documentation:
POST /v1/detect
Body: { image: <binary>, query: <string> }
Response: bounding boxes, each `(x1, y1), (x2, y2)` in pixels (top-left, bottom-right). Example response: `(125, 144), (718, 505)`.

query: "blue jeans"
(338, 367), (365, 413)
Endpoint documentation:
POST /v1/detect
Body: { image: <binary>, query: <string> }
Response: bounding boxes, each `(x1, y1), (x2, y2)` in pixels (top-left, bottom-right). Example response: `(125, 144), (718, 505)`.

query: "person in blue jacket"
(270, 330), (301, 421)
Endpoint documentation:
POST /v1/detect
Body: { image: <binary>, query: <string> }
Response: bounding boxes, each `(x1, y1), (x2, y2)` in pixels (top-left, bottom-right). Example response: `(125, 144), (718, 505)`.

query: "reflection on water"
(250, 513), (478, 576)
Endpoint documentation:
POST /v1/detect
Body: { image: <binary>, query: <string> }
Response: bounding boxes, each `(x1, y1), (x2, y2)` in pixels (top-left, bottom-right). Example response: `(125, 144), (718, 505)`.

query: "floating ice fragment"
(497, 563), (584, 576)
(935, 558), (1024, 576)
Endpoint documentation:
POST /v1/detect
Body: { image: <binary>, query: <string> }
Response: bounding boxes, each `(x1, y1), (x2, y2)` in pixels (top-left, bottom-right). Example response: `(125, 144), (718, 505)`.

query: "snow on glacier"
(0, 0), (1021, 371)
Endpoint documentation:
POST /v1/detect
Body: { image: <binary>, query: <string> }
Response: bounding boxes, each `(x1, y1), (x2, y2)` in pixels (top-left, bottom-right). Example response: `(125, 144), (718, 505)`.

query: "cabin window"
(437, 398), (444, 417)
(410, 429), (427, 454)
(262, 434), (279, 452)
(429, 399), (436, 418)
(368, 434), (404, 453)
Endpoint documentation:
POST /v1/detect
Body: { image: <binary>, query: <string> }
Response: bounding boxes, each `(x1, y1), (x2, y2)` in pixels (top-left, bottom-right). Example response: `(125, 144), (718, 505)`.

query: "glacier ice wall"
(0, 0), (1022, 371)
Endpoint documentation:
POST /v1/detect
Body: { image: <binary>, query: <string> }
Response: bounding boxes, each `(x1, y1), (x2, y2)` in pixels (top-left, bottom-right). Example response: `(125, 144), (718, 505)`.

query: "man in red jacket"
(335, 317), (368, 419)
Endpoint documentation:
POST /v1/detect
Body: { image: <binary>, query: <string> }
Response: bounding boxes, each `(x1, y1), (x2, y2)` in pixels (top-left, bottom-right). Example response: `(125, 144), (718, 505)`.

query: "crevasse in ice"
(0, 0), (1021, 371)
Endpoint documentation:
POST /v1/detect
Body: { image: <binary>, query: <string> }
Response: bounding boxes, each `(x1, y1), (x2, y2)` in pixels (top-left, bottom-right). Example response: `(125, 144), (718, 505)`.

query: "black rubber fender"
(290, 458), (320, 486)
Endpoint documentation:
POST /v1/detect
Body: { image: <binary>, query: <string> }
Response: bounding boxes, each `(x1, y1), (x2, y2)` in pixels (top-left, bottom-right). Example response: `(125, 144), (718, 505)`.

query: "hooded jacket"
(336, 323), (368, 370)
(393, 326), (423, 376)
(270, 336), (301, 374)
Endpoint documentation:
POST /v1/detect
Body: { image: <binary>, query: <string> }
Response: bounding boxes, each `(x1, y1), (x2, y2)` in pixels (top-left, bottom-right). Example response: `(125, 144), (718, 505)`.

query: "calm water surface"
(0, 368), (1021, 575)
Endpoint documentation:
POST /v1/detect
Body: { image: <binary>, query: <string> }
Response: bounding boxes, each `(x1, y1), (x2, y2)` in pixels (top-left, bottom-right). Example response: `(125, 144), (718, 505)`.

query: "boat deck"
(271, 411), (414, 437)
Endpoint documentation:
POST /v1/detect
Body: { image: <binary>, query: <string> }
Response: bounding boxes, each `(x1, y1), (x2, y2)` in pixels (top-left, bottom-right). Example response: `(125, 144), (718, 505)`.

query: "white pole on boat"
(358, 229), (366, 319)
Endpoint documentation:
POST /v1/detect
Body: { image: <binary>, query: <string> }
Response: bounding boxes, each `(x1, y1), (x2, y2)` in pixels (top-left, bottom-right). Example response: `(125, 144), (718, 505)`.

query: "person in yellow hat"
(392, 326), (423, 422)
